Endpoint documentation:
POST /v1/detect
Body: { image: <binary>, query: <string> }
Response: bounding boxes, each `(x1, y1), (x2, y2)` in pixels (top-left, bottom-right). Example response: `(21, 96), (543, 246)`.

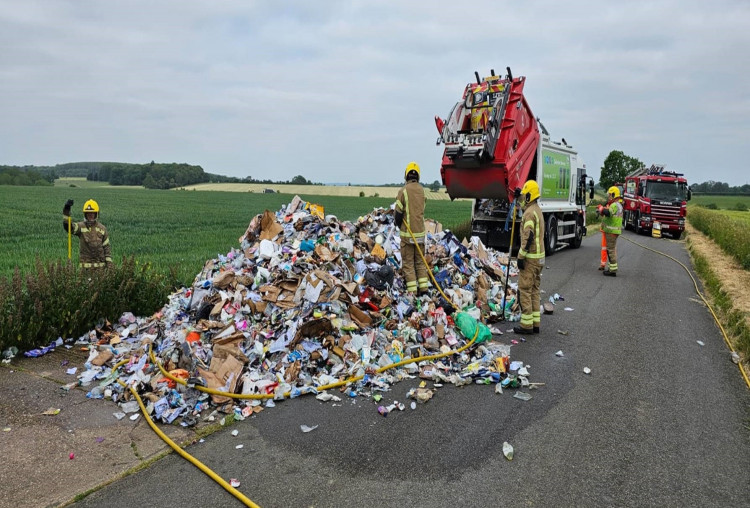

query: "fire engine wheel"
(634, 212), (643, 235)
(545, 215), (558, 255)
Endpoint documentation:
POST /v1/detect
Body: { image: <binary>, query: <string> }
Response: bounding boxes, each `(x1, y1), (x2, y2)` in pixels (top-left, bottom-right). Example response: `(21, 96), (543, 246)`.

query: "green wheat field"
(1, 185), (472, 286)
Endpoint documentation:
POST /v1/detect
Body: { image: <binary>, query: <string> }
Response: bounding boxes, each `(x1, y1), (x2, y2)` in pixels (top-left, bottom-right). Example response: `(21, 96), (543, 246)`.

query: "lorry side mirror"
(687, 187), (692, 201)
(588, 181), (594, 200)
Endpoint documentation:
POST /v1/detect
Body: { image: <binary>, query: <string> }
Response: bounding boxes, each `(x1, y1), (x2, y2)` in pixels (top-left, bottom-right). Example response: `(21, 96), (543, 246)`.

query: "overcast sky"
(1, 0), (748, 186)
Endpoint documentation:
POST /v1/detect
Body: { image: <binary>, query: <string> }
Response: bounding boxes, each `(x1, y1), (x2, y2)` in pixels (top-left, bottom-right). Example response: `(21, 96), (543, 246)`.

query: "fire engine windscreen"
(644, 181), (688, 201)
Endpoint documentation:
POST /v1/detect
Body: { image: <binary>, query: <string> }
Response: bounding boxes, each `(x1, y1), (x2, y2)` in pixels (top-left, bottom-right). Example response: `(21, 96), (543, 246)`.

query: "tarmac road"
(76, 230), (750, 508)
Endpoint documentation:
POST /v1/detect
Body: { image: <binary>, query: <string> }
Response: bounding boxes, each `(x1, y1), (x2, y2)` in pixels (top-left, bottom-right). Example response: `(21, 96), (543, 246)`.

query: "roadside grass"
(687, 238), (750, 370)
(687, 206), (750, 269)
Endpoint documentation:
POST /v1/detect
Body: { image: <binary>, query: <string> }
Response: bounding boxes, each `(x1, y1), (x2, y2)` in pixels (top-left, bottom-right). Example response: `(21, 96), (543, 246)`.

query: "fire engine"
(622, 164), (691, 238)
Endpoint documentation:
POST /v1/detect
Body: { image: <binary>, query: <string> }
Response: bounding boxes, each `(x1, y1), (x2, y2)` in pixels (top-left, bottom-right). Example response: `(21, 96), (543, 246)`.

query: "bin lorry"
(622, 164), (691, 238)
(435, 68), (593, 254)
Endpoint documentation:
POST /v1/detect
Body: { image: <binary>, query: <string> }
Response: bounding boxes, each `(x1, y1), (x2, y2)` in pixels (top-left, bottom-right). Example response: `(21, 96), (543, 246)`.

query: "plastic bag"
(454, 311), (492, 344)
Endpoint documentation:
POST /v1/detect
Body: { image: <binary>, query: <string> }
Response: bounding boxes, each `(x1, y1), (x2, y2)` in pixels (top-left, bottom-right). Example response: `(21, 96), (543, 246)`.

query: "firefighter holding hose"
(598, 186), (623, 277)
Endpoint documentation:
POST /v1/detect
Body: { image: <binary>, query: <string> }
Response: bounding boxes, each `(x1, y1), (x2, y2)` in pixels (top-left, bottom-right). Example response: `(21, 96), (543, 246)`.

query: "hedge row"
(0, 257), (177, 354)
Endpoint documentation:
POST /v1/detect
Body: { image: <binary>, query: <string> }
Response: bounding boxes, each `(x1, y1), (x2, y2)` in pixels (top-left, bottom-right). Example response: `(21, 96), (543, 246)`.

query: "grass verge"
(687, 237), (750, 372)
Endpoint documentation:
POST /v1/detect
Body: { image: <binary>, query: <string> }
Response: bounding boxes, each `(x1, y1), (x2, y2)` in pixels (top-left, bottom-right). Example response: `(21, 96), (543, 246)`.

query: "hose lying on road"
(622, 234), (750, 389)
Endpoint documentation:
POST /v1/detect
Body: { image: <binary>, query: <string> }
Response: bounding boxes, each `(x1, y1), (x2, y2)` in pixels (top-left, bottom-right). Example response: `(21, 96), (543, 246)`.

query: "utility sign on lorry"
(541, 149), (571, 200)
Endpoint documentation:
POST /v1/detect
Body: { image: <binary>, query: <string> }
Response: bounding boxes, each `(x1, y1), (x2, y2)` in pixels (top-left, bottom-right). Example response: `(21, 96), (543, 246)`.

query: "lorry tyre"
(571, 217), (583, 248)
(545, 215), (558, 255)
(623, 210), (631, 231)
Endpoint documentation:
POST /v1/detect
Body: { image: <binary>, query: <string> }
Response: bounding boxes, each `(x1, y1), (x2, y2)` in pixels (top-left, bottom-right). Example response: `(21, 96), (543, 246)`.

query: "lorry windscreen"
(645, 181), (687, 201)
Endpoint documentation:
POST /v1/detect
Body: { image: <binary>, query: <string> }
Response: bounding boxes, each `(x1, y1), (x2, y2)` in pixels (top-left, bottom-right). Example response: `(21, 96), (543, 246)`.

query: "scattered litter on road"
(583, 367), (591, 375)
(555, 350), (564, 357)
(300, 425), (318, 433)
(557, 330), (569, 336)
(230, 479), (241, 488)
(231, 429), (239, 436)
(41, 408), (60, 416)
(731, 352), (740, 364)
(235, 444), (244, 449)
(564, 307), (574, 312)
(696, 341), (704, 346)
(513, 392), (532, 401)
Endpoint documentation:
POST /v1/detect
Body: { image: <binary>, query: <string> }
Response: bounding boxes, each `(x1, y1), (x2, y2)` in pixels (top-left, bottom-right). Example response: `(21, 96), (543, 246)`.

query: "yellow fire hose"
(622, 235), (750, 389)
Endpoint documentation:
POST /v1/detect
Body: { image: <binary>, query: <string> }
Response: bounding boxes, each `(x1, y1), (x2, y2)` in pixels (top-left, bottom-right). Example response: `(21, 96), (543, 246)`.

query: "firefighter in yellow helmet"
(62, 199), (113, 269)
(514, 180), (545, 334)
(394, 162), (430, 296)
(598, 186), (623, 276)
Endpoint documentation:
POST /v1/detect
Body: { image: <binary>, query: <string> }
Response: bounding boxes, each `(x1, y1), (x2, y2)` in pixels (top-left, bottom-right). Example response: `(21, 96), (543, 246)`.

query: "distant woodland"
(0, 162), (316, 189)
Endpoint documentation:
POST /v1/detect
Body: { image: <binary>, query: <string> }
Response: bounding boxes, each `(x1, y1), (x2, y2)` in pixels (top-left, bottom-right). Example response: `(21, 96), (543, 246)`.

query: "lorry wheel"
(624, 210), (631, 231)
(545, 215), (558, 255)
(571, 217), (583, 248)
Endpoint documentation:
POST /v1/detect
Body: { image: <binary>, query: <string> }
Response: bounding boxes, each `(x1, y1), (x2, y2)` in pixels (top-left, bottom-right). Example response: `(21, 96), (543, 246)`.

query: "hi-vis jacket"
(63, 217), (112, 267)
(601, 198), (623, 235)
(396, 180), (426, 244)
(518, 201), (545, 261)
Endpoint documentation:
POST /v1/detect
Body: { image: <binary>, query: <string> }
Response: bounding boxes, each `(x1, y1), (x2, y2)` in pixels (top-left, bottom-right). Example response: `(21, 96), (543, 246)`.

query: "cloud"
(1, 0), (748, 185)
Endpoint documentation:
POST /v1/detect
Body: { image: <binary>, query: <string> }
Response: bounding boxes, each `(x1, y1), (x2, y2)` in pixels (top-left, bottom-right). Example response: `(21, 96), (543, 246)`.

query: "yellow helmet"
(521, 180), (540, 204)
(83, 199), (100, 214)
(404, 161), (420, 181)
(607, 186), (621, 199)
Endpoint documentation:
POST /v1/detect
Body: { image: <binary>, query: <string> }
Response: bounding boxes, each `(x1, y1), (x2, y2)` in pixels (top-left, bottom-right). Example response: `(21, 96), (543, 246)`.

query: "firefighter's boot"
(603, 269), (617, 277)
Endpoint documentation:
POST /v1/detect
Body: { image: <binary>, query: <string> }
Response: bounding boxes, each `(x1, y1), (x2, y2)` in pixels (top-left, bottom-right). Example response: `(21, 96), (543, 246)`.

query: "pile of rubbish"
(65, 196), (537, 424)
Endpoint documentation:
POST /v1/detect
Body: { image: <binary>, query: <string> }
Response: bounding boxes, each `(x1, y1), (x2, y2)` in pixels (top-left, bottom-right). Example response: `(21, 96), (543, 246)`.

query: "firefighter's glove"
(516, 258), (526, 271)
(394, 210), (404, 228)
(514, 188), (521, 200)
(63, 199), (74, 215)
(601, 208), (611, 217)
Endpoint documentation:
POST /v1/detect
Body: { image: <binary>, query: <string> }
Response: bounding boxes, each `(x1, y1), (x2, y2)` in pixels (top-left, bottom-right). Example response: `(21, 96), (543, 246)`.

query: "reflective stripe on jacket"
(602, 199), (623, 235)
(518, 201), (545, 260)
(395, 181), (426, 243)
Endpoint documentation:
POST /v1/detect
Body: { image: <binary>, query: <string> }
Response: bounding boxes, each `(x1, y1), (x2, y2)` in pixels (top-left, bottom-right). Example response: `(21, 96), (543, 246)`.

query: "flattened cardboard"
(259, 210), (284, 241)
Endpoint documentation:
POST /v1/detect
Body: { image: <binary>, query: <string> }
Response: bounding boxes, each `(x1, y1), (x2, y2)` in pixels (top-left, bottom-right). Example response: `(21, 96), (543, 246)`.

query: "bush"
(701, 202), (718, 210)
(359, 191), (365, 197)
(0, 257), (177, 353)
(688, 207), (750, 269)
(733, 202), (748, 212)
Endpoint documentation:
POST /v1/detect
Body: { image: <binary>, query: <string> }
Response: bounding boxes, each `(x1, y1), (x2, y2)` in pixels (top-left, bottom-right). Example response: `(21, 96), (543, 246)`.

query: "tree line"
(0, 162), (326, 189)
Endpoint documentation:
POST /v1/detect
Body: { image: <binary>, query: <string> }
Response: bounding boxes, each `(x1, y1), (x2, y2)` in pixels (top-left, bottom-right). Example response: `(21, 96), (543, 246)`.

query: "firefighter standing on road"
(598, 186), (623, 277)
(514, 180), (545, 335)
(394, 162), (430, 296)
(63, 199), (113, 269)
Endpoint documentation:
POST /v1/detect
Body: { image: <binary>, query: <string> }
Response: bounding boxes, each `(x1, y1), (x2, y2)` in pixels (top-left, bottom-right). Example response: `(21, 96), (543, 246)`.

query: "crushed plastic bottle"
(502, 441), (514, 461)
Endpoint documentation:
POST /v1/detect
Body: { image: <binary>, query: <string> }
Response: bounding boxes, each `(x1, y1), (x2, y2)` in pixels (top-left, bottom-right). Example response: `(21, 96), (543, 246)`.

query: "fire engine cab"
(622, 164), (691, 238)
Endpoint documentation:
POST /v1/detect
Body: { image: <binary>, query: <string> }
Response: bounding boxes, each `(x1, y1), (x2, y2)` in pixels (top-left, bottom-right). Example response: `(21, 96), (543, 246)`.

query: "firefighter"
(598, 186), (623, 276)
(394, 162), (430, 296)
(514, 180), (545, 334)
(62, 199), (113, 269)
